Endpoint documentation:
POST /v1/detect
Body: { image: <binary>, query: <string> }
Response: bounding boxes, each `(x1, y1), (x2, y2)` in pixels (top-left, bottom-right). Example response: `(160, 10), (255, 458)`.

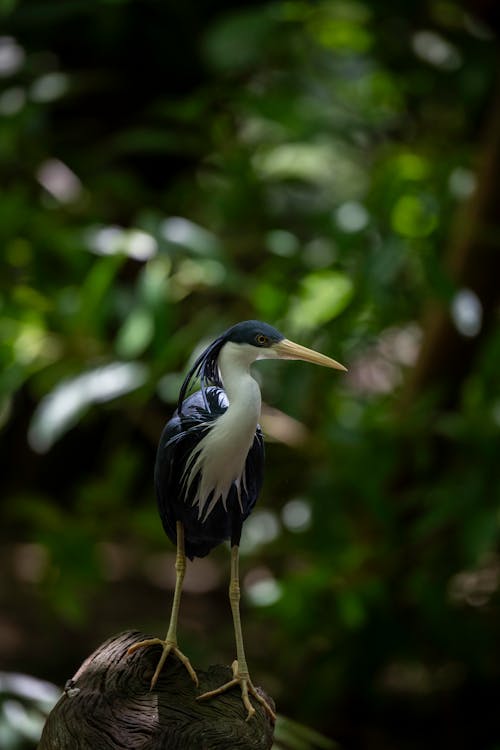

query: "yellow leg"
(127, 521), (198, 688)
(197, 545), (276, 722)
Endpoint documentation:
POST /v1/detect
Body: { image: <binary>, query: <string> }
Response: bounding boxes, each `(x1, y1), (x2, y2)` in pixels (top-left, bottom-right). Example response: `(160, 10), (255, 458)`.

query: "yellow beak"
(273, 339), (347, 371)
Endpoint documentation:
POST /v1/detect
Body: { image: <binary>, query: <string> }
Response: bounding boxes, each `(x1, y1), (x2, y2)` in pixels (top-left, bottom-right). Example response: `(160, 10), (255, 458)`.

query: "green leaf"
(288, 270), (354, 330)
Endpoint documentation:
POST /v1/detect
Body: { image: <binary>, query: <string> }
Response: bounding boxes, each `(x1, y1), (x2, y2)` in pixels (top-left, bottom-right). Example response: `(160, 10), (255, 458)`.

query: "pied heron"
(128, 320), (346, 720)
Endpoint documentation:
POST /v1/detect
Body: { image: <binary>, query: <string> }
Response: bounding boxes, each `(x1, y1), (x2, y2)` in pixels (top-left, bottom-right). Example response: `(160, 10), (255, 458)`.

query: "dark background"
(1, 1), (500, 748)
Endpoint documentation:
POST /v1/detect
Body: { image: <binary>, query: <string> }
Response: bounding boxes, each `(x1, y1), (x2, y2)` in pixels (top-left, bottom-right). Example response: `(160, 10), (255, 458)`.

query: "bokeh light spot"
(281, 498), (312, 532)
(391, 194), (438, 238)
(450, 288), (482, 337)
(335, 201), (370, 233)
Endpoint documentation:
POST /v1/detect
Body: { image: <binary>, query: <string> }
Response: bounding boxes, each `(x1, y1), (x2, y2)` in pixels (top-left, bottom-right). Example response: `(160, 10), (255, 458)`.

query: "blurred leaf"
(274, 715), (338, 749)
(0, 0), (19, 15)
(115, 306), (154, 358)
(288, 270), (354, 330)
(203, 7), (279, 72)
(76, 255), (126, 335)
(391, 193), (439, 238)
(28, 362), (148, 452)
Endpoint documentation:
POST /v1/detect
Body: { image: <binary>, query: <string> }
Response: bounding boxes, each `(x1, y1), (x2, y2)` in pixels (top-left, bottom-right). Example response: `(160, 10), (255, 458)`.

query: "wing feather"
(155, 387), (264, 559)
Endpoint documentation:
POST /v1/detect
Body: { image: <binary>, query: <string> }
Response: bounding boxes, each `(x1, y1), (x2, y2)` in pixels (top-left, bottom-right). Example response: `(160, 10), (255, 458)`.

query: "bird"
(128, 320), (346, 721)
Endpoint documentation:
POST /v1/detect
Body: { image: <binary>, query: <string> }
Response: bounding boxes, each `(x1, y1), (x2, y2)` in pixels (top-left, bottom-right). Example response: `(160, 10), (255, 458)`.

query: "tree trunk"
(38, 630), (275, 750)
(401, 71), (500, 409)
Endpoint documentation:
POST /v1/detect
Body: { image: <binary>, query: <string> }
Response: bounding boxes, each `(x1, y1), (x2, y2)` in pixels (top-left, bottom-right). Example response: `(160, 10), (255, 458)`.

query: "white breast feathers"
(182, 342), (262, 521)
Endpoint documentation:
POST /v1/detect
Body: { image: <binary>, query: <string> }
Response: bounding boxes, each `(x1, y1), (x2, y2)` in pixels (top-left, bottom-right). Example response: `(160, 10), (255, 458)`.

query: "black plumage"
(155, 387), (264, 559)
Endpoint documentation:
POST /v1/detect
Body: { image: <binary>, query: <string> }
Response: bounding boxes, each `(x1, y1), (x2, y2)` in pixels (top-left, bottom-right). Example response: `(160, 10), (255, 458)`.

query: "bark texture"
(38, 630), (275, 750)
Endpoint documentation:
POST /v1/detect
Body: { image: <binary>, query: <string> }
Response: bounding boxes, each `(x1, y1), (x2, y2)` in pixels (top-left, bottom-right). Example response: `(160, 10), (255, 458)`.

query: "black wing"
(155, 387), (264, 559)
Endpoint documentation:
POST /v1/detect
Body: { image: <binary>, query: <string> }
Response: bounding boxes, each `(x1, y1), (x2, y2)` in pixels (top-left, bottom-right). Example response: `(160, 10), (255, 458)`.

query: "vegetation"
(1, 1), (499, 748)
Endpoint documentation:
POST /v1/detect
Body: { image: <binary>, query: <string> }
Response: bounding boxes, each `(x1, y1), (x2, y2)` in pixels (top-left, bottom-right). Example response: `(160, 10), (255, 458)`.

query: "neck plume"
(183, 342), (262, 520)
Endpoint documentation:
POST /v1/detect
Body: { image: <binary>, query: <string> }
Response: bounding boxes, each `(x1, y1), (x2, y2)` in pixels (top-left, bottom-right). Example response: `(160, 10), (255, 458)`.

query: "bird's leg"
(127, 521), (198, 688)
(197, 544), (276, 722)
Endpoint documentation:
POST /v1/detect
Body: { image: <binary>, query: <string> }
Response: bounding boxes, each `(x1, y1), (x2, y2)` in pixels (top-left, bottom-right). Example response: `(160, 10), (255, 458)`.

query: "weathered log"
(38, 630), (275, 750)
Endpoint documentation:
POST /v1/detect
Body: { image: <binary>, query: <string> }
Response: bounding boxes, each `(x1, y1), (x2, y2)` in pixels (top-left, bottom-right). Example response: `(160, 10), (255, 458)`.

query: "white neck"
(183, 341), (262, 520)
(218, 341), (262, 419)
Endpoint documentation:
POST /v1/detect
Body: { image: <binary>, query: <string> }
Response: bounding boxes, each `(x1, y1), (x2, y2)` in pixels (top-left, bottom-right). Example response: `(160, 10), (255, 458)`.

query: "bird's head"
(221, 320), (347, 370)
(178, 320), (346, 409)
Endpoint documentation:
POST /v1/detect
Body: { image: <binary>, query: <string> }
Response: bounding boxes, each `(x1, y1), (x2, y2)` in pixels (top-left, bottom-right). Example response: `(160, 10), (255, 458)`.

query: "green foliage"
(1, 1), (499, 748)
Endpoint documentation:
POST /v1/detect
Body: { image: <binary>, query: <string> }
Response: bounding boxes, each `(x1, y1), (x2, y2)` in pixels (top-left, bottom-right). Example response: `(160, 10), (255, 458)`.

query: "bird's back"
(155, 387), (264, 559)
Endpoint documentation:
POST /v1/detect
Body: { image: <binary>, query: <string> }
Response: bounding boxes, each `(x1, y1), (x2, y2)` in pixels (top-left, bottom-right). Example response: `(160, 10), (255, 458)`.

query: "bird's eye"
(255, 334), (269, 347)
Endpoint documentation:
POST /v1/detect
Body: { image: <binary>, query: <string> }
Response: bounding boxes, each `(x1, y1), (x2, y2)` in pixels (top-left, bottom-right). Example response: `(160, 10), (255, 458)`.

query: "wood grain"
(39, 630), (275, 750)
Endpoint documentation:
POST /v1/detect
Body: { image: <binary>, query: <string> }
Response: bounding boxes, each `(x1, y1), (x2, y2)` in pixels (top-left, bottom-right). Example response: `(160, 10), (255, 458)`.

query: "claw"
(127, 638), (199, 688)
(197, 660), (276, 722)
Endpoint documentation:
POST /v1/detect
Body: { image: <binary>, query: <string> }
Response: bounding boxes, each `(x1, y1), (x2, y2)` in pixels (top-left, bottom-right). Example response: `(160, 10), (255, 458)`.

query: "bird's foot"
(197, 659), (276, 722)
(127, 637), (199, 689)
